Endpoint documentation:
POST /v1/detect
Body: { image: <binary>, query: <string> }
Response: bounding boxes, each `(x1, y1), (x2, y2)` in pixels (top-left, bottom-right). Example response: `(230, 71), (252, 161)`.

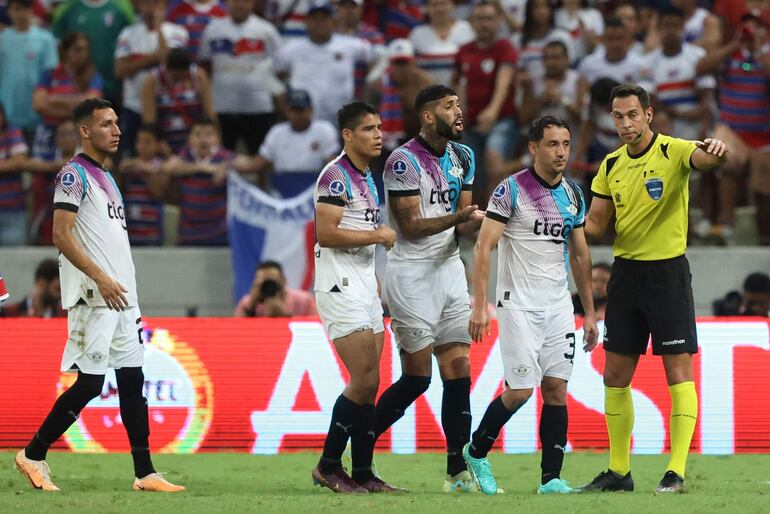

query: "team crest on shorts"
(645, 177), (664, 200)
(86, 351), (106, 363)
(513, 364), (532, 377)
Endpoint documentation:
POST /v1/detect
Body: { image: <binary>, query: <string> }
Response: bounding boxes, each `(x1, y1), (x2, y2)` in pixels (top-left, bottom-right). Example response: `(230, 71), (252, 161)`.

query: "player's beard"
(436, 116), (462, 141)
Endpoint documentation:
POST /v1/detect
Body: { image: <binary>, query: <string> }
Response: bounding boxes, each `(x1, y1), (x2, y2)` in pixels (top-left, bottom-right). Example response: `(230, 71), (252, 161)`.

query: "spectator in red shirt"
(235, 260), (317, 317)
(0, 258), (66, 318)
(453, 0), (518, 206)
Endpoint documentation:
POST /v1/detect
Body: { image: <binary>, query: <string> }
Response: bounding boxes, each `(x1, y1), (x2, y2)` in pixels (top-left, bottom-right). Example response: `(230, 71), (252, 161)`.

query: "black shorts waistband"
(613, 254), (687, 267)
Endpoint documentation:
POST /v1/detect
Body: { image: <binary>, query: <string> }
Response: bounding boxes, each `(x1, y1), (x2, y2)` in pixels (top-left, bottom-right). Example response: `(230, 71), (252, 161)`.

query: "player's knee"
(401, 374), (431, 396)
(540, 377), (568, 404)
(75, 372), (105, 400)
(352, 368), (380, 399)
(501, 387), (533, 410)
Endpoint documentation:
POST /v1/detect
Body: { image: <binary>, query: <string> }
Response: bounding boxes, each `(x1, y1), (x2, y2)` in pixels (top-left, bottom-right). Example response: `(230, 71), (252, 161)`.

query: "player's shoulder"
(448, 141), (475, 165)
(562, 176), (585, 201)
(598, 145), (626, 175)
(317, 157), (349, 190)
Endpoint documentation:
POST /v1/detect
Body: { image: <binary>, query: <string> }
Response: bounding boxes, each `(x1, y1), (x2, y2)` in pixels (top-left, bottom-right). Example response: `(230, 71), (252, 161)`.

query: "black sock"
(116, 367), (155, 478)
(469, 395), (520, 459)
(351, 404), (376, 484)
(318, 394), (357, 474)
(442, 377), (471, 476)
(25, 372), (104, 461)
(374, 374), (431, 439)
(540, 404), (568, 485)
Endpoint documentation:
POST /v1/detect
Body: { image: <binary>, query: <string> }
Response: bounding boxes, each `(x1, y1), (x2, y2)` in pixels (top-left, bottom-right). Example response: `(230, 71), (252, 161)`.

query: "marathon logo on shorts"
(645, 177), (664, 200)
(661, 339), (686, 346)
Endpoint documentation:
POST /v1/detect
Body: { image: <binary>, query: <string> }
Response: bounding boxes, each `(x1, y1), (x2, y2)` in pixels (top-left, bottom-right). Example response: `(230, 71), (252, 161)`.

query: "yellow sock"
(667, 381), (698, 478)
(605, 385), (634, 475)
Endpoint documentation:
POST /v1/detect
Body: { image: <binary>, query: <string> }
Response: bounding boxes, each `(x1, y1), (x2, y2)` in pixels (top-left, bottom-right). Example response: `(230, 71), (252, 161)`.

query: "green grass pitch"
(1, 452), (768, 513)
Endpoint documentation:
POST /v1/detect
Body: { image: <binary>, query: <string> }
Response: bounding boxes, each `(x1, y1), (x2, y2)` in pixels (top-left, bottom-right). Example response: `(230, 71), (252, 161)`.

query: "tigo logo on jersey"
(59, 323), (213, 453)
(392, 160), (408, 175)
(645, 177), (664, 200)
(328, 180), (345, 196)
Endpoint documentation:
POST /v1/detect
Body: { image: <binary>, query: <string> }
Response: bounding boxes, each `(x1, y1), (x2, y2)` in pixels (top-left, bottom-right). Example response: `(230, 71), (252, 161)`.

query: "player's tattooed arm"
(52, 209), (129, 310)
(584, 196), (614, 241)
(316, 202), (396, 250)
(468, 216), (506, 343)
(389, 194), (478, 240)
(568, 226), (599, 352)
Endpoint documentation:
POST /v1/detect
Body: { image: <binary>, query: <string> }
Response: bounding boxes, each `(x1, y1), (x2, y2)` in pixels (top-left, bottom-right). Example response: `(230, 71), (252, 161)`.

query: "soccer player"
(312, 101), (402, 494)
(377, 84), (484, 493)
(578, 84), (727, 493)
(14, 98), (184, 493)
(464, 115), (599, 495)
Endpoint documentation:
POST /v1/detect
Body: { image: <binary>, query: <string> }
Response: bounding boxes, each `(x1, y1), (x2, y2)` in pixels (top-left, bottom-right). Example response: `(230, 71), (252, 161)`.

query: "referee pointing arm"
(578, 84), (726, 495)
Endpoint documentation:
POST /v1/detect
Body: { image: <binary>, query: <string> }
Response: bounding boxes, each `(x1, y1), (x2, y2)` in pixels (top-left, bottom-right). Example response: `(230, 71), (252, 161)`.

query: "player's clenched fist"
(456, 204), (479, 223)
(376, 225), (397, 249)
(468, 306), (490, 343)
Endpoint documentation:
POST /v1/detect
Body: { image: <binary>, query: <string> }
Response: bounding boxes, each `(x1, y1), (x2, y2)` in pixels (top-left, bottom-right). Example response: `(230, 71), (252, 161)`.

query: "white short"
(60, 305), (144, 375)
(498, 306), (576, 389)
(316, 292), (384, 341)
(384, 258), (471, 353)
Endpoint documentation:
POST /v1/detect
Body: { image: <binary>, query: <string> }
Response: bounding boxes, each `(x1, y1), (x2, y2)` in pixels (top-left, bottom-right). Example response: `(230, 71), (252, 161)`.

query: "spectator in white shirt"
(409, 0), (475, 86)
(114, 0), (189, 156)
(252, 89), (340, 197)
(555, 0), (603, 62)
(200, 0), (284, 155)
(275, 0), (375, 124)
(512, 0), (574, 84)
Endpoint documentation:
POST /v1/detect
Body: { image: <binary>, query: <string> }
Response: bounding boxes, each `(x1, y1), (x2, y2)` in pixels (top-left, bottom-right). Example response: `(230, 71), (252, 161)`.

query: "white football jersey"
(486, 168), (585, 311)
(199, 14), (284, 114)
(577, 48), (654, 92)
(114, 21), (189, 113)
(53, 154), (138, 309)
(314, 153), (380, 296)
(649, 43), (716, 140)
(409, 21), (475, 86)
(383, 136), (475, 262)
(274, 34), (375, 123)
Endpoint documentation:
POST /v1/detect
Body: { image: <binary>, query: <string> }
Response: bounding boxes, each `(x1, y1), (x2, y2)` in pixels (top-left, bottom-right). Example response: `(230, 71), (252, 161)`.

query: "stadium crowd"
(0, 0), (769, 248)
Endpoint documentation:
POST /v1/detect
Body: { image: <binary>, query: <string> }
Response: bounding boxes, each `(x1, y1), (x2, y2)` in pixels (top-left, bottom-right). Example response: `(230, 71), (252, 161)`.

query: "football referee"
(578, 84), (727, 494)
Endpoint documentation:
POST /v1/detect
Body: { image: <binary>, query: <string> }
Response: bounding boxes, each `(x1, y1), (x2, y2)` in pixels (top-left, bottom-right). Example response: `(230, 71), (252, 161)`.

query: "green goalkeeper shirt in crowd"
(52, 0), (134, 100)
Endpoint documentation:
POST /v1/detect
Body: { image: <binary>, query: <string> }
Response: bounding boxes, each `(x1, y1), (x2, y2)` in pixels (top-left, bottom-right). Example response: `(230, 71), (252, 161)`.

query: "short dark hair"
(337, 101), (379, 131)
(72, 98), (113, 124)
(137, 123), (162, 139)
(593, 262), (612, 274)
(414, 84), (457, 113)
(34, 258), (59, 283)
(544, 40), (569, 56)
(604, 16), (625, 30)
(744, 272), (770, 294)
(191, 117), (217, 130)
(166, 48), (192, 71)
(528, 115), (570, 142)
(658, 6), (685, 19)
(8, 0), (34, 8)
(610, 83), (651, 110)
(258, 260), (284, 275)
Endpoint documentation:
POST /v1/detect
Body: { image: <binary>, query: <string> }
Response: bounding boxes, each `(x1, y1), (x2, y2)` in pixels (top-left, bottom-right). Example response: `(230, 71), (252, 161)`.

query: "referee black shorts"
(603, 255), (698, 356)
